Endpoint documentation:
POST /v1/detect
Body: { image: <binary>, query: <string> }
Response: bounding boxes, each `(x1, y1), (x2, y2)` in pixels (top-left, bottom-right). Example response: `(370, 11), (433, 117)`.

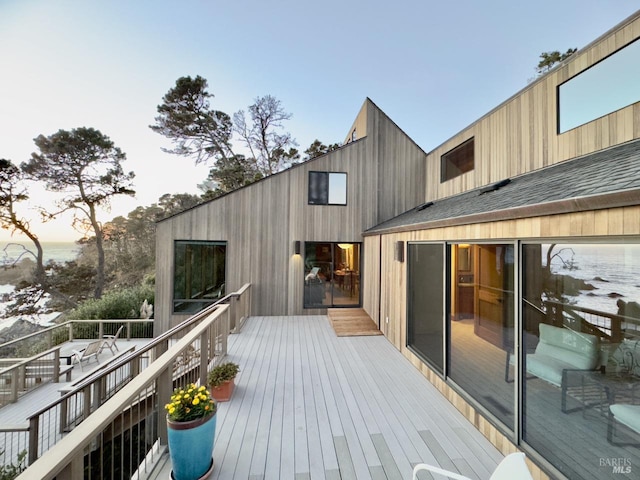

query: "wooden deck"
(155, 316), (504, 480)
(0, 338), (150, 464)
(327, 308), (383, 337)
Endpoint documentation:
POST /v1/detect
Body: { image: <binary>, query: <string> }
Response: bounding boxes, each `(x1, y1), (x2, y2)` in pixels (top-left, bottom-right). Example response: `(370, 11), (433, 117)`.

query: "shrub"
(207, 362), (240, 387)
(0, 449), (26, 480)
(66, 284), (154, 320)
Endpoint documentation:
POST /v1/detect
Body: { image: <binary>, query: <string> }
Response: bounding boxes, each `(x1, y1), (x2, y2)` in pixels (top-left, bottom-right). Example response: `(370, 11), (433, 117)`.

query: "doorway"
(303, 242), (361, 308)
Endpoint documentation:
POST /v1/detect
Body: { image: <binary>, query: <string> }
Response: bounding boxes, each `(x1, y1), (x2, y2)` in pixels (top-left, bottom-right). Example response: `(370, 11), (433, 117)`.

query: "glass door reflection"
(304, 242), (361, 308)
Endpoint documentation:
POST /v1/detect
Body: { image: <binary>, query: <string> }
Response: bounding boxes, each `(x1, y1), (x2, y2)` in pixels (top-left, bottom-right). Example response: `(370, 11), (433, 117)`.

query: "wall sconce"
(294, 241), (301, 255)
(395, 241), (404, 262)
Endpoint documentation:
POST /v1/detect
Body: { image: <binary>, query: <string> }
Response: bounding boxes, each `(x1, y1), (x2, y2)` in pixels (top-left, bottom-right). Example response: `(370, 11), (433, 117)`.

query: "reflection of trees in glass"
(542, 244), (586, 305)
(173, 242), (225, 302)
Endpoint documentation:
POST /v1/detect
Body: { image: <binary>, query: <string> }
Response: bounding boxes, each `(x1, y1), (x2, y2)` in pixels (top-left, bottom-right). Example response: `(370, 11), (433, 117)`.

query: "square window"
(308, 172), (347, 205)
(441, 138), (474, 182)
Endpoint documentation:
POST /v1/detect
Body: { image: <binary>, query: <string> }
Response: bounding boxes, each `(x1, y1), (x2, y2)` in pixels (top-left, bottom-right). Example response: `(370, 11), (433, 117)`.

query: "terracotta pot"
(211, 378), (235, 402)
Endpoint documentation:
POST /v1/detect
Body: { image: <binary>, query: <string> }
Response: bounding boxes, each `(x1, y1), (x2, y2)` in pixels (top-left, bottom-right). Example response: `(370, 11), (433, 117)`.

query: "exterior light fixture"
(395, 241), (405, 262)
(294, 241), (301, 255)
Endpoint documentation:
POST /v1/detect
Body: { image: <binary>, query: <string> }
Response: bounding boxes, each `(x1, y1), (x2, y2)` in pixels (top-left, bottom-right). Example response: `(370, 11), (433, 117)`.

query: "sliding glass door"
(303, 242), (361, 308)
(407, 243), (446, 374)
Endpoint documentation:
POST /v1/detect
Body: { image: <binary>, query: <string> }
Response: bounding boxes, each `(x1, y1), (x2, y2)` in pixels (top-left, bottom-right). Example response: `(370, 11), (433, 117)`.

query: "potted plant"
(165, 383), (217, 480)
(207, 362), (240, 402)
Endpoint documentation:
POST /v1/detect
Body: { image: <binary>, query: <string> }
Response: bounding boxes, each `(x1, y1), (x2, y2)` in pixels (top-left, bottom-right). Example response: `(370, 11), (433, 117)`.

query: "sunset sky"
(1, 1), (637, 242)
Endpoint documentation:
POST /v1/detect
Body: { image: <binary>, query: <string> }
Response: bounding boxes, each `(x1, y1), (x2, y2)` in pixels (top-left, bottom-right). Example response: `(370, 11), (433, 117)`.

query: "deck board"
(157, 316), (505, 479)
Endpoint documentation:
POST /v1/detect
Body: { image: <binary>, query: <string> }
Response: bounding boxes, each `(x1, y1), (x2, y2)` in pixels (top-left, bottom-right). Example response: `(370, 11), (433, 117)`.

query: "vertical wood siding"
(367, 205), (640, 480)
(156, 99), (427, 330)
(429, 13), (640, 202)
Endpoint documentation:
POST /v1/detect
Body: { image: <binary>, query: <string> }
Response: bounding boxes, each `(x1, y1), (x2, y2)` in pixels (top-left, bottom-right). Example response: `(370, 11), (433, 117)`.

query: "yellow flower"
(166, 382), (217, 422)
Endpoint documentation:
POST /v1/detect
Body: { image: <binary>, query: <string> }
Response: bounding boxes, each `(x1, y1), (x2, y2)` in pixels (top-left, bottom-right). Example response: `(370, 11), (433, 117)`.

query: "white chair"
(100, 325), (124, 354)
(412, 452), (533, 480)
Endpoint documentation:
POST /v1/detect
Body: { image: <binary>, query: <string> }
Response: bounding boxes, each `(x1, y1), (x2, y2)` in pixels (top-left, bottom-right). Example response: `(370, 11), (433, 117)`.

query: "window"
(559, 39), (640, 133)
(173, 241), (226, 313)
(407, 243), (446, 374)
(522, 242), (640, 480)
(448, 243), (515, 430)
(304, 242), (360, 308)
(351, 128), (357, 142)
(308, 172), (347, 205)
(406, 239), (640, 480)
(441, 138), (474, 182)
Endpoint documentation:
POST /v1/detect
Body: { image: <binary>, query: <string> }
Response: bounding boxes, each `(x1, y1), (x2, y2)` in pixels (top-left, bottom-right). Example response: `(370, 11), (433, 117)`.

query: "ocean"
(0, 241), (79, 329)
(543, 243), (640, 315)
(1, 240), (80, 265)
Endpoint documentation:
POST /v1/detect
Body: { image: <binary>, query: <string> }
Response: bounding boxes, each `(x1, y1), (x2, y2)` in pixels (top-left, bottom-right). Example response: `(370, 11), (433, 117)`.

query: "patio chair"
(412, 452), (533, 480)
(71, 340), (103, 370)
(608, 403), (640, 445)
(100, 325), (124, 354)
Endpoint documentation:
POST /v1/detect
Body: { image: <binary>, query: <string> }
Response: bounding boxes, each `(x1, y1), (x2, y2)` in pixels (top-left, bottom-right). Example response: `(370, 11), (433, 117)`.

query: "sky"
(1, 0), (638, 242)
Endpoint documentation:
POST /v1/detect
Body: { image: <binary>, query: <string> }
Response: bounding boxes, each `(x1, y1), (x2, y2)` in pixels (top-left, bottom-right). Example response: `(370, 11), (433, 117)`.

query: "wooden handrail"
(16, 304), (231, 480)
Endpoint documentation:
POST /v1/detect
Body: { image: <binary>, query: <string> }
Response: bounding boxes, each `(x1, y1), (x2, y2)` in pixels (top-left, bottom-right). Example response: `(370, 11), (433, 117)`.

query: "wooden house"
(156, 10), (640, 479)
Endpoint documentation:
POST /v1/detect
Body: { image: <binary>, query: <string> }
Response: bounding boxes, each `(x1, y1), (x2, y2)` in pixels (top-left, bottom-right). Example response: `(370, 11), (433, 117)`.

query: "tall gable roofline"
(157, 98), (377, 225)
(155, 136), (365, 224)
(362, 97), (429, 156)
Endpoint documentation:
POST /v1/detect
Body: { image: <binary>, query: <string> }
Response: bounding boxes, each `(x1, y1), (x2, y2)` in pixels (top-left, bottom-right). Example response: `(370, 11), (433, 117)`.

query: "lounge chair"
(71, 340), (103, 370)
(412, 452), (533, 480)
(100, 325), (124, 354)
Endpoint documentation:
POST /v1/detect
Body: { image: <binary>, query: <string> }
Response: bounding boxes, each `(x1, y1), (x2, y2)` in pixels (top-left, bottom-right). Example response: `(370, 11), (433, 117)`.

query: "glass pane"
(328, 173), (347, 205)
(559, 39), (640, 133)
(407, 243), (444, 373)
(333, 243), (360, 306)
(441, 138), (474, 182)
(173, 241), (226, 313)
(522, 243), (640, 480)
(304, 242), (360, 308)
(449, 244), (514, 430)
(308, 172), (328, 205)
(304, 242), (332, 307)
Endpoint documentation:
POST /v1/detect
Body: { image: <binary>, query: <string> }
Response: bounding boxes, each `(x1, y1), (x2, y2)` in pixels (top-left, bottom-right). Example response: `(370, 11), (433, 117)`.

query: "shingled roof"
(366, 138), (640, 235)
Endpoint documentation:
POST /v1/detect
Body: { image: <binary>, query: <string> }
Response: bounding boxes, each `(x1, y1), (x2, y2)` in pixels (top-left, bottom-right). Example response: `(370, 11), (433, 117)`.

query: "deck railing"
(0, 346), (68, 407)
(11, 283), (250, 479)
(544, 299), (640, 342)
(0, 319), (155, 360)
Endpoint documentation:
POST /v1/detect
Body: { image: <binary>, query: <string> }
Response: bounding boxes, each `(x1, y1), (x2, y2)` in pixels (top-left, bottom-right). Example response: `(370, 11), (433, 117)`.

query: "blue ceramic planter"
(167, 413), (217, 480)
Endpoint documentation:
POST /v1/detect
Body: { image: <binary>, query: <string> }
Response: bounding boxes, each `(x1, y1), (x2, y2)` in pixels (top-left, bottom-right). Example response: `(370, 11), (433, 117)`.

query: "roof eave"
(363, 188), (640, 236)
